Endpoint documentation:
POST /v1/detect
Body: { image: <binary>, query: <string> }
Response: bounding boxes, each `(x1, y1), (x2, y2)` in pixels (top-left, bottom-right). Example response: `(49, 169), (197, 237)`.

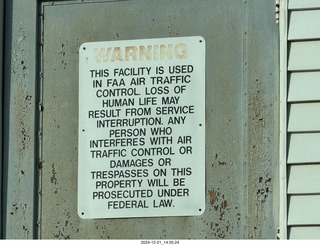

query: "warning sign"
(78, 36), (205, 219)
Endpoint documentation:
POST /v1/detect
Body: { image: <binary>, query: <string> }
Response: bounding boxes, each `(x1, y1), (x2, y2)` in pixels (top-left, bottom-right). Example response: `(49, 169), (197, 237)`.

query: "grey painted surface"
(2, 0), (279, 239)
(0, 0), (4, 238)
(2, 0), (38, 239)
(245, 0), (279, 239)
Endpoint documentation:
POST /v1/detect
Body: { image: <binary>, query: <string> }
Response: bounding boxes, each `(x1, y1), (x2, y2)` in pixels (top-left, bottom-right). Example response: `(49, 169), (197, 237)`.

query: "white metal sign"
(78, 36), (205, 219)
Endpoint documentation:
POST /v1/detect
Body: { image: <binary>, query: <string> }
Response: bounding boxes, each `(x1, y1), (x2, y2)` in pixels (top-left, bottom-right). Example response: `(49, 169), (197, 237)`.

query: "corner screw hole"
(83, 47), (86, 50)
(199, 209), (202, 212)
(81, 212), (84, 215)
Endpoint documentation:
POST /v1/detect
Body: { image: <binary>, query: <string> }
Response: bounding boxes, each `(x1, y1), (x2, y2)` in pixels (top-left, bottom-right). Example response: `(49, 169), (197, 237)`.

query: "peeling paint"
(51, 163), (57, 185)
(208, 189), (218, 205)
(15, 91), (32, 157)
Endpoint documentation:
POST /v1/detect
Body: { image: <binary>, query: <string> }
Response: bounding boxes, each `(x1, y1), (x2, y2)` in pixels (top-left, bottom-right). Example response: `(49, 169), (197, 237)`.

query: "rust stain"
(60, 42), (68, 69)
(221, 200), (228, 210)
(53, 230), (70, 240)
(15, 91), (33, 156)
(51, 163), (57, 185)
(247, 68), (274, 238)
(207, 188), (234, 238)
(208, 189), (218, 205)
(255, 175), (272, 202)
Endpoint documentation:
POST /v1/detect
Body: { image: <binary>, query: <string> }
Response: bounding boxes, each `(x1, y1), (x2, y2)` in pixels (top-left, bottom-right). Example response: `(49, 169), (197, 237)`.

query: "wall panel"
(288, 133), (320, 164)
(288, 41), (320, 71)
(288, 195), (320, 225)
(288, 164), (320, 194)
(288, 72), (320, 102)
(288, 10), (320, 40)
(288, 103), (320, 132)
(289, 226), (320, 239)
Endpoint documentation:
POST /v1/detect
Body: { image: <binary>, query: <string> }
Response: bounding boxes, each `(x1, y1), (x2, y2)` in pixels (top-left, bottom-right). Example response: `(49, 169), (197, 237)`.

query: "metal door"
(2, 0), (280, 239)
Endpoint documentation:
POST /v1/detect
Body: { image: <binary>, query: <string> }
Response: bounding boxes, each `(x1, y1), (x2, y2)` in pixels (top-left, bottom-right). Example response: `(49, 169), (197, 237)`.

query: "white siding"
(289, 227), (320, 239)
(289, 10), (320, 40)
(289, 0), (320, 10)
(288, 195), (320, 225)
(288, 103), (320, 132)
(288, 72), (320, 102)
(283, 2), (320, 238)
(288, 41), (320, 71)
(287, 133), (320, 164)
(288, 164), (320, 194)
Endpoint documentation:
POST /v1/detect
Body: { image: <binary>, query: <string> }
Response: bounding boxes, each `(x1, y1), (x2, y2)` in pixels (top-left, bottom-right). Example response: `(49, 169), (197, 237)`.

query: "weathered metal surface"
(2, 0), (38, 239)
(245, 0), (279, 239)
(38, 0), (279, 239)
(2, 0), (279, 239)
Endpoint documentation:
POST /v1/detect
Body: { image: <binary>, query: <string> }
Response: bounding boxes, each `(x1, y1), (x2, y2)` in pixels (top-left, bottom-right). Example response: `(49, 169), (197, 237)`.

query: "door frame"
(0, 0), (4, 237)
